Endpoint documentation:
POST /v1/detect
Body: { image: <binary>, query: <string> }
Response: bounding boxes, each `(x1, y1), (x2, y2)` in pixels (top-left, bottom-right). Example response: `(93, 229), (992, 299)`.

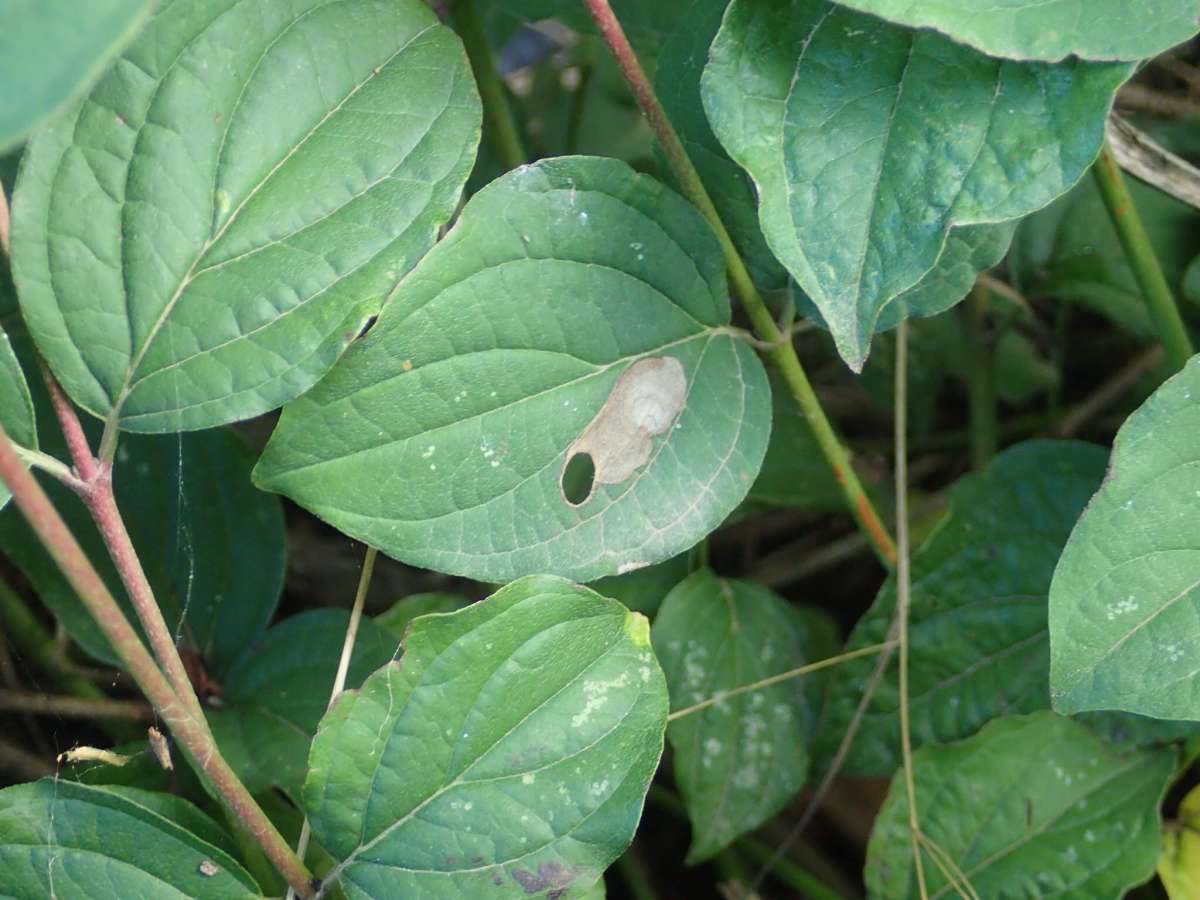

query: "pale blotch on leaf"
(560, 356), (687, 506)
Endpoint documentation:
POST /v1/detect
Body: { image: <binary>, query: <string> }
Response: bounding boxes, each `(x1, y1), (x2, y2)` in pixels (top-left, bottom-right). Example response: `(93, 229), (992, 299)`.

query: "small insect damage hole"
(559, 356), (687, 507)
(560, 451), (596, 506)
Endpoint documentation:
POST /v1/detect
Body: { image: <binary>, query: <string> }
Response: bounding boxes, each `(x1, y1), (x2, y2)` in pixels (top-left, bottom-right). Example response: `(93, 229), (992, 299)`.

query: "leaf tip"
(624, 610), (652, 648)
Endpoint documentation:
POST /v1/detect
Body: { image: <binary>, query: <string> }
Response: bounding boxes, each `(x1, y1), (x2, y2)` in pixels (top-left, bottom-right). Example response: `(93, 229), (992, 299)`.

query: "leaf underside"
(702, 0), (1130, 369)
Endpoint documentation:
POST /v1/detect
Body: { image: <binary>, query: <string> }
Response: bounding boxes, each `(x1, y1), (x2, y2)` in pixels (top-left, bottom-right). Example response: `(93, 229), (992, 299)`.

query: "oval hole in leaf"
(560, 451), (597, 506)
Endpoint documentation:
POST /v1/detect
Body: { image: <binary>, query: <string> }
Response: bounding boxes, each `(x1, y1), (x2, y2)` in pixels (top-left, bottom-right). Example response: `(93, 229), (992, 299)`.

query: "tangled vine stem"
(0, 422), (314, 896)
(580, 0), (898, 568)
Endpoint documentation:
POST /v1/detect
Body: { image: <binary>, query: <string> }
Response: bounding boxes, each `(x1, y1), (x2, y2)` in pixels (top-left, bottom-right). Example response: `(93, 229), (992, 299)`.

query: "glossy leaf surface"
(11, 0), (481, 432)
(702, 0), (1128, 368)
(306, 576), (667, 899)
(256, 156), (771, 583)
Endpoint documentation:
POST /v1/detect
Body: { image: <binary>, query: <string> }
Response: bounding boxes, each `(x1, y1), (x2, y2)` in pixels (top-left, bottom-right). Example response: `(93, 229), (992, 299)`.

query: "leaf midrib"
(104, 12), (437, 429)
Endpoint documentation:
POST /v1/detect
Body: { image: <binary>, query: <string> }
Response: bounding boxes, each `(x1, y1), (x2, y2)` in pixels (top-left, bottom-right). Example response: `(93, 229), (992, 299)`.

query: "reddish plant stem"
(43, 371), (100, 483)
(0, 423), (315, 896)
(581, 0), (897, 567)
(42, 369), (206, 727)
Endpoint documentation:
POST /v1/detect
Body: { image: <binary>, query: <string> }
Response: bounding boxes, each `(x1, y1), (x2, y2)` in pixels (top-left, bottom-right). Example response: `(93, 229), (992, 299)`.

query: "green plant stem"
(0, 424), (315, 896)
(960, 283), (997, 469)
(667, 640), (895, 721)
(615, 846), (658, 900)
(581, 0), (897, 568)
(1092, 141), (1194, 370)
(895, 320), (928, 898)
(453, 0), (527, 170)
(287, 544), (379, 900)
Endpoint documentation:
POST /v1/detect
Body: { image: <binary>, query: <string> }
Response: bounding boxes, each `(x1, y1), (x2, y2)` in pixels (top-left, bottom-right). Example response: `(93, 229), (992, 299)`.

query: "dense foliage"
(1, 0), (1200, 897)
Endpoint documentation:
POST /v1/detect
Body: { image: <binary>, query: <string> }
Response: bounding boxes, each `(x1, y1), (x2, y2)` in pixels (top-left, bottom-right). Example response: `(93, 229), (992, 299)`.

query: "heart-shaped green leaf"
(208, 609), (397, 798)
(865, 712), (1175, 899)
(11, 0), (481, 433)
(0, 0), (155, 151)
(255, 156), (771, 583)
(702, 0), (1129, 369)
(305, 576), (667, 899)
(1050, 354), (1200, 719)
(652, 569), (820, 861)
(817, 440), (1107, 776)
(0, 780), (259, 897)
(821, 0), (1200, 63)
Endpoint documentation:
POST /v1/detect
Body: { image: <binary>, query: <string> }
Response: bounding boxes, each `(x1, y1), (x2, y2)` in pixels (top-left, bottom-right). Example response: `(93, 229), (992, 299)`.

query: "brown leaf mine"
(561, 356), (687, 506)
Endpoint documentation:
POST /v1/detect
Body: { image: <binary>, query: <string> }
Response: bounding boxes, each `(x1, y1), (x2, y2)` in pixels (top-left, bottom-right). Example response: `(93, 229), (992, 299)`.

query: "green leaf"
(874, 225), (1016, 331)
(652, 569), (818, 861)
(701, 0), (1129, 369)
(208, 609), (397, 798)
(0, 779), (259, 898)
(376, 593), (467, 642)
(255, 156), (771, 583)
(0, 0), (154, 151)
(817, 440), (1109, 776)
(305, 576), (668, 899)
(11, 0), (481, 433)
(1010, 174), (1200, 339)
(0, 422), (285, 676)
(587, 553), (691, 617)
(1050, 354), (1200, 719)
(1160, 782), (1200, 900)
(0, 322), (36, 511)
(821, 0), (1200, 63)
(865, 712), (1175, 899)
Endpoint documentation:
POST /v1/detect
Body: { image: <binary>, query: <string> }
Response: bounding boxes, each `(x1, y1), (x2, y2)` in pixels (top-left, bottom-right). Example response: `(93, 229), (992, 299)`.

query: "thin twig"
(750, 618), (898, 890)
(581, 0), (897, 568)
(667, 641), (896, 722)
(1053, 345), (1165, 438)
(0, 688), (153, 721)
(287, 545), (379, 900)
(1117, 83), (1200, 120)
(895, 320), (928, 897)
(1108, 114), (1200, 210)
